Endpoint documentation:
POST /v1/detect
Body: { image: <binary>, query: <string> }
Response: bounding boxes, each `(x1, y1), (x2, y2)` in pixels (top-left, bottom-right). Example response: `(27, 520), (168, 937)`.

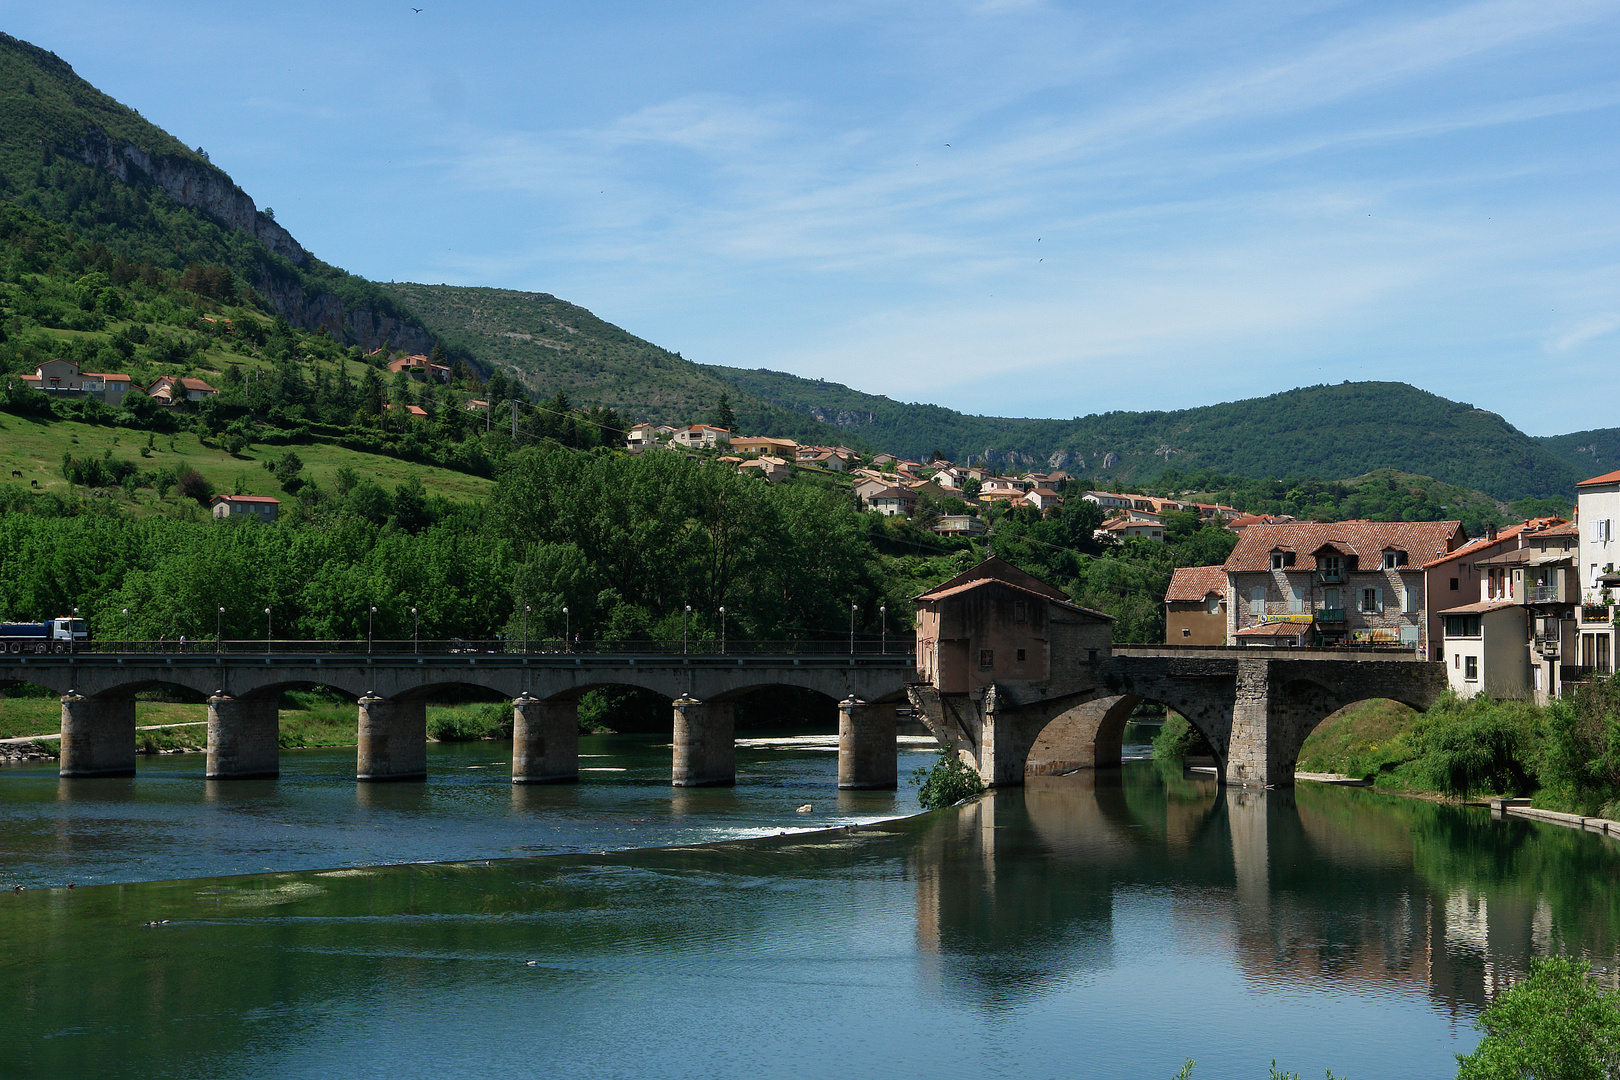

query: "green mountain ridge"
(0, 32), (437, 355)
(5, 31), (1608, 507)
(708, 366), (1597, 502)
(377, 283), (854, 446)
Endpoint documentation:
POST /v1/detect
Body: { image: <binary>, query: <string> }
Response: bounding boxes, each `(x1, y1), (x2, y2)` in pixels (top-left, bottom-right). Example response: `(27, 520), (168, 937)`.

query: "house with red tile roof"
(673, 424), (730, 449)
(1424, 517), (1586, 705)
(1224, 520), (1466, 653)
(18, 359), (134, 406)
(1165, 565), (1228, 645)
(146, 375), (218, 406)
(388, 354), (452, 383)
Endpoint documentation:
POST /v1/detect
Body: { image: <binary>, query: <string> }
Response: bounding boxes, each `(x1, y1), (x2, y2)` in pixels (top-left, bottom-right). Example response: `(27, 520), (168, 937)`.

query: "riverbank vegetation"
(1294, 681), (1620, 815)
(910, 748), (987, 811)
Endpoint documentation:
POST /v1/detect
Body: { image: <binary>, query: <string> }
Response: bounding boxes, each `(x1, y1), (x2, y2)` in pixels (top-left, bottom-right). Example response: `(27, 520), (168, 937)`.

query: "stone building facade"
(1224, 521), (1466, 653)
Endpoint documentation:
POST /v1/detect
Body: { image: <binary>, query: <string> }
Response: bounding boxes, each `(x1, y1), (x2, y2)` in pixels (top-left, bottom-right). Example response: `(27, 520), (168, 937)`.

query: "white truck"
(0, 617), (89, 653)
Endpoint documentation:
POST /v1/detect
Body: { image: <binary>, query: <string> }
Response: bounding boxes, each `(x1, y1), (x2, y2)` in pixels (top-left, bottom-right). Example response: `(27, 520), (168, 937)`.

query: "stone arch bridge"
(2, 644), (1446, 792)
(909, 645), (1449, 788)
(0, 651), (914, 788)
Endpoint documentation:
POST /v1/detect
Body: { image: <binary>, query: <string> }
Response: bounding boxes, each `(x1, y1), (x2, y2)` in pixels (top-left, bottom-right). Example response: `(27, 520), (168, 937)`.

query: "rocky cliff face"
(69, 128), (306, 266)
(255, 275), (435, 355)
(65, 127), (433, 353)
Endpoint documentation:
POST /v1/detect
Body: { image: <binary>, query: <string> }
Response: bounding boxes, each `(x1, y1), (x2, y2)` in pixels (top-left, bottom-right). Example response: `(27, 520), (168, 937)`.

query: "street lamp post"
(683, 604), (691, 655)
(217, 607), (224, 654)
(850, 602), (857, 655)
(880, 604), (887, 655)
(265, 607), (272, 654)
(523, 605), (530, 654)
(563, 606), (570, 653)
(368, 605), (376, 654)
(122, 607), (129, 650)
(71, 606), (78, 655)
(719, 606), (726, 654)
(411, 607), (419, 654)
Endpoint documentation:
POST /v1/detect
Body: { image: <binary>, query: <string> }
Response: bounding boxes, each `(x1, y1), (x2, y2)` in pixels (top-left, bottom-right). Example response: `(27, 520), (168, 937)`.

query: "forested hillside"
(379, 283), (849, 443)
(1538, 427), (1620, 481)
(712, 368), (1579, 502)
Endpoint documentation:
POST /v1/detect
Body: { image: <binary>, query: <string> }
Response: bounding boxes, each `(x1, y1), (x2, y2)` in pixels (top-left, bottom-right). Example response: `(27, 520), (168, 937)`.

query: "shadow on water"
(5, 763), (1620, 1078)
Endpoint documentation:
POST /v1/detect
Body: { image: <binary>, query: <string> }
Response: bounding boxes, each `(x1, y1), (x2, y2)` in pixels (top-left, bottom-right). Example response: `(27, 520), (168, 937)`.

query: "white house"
(1577, 468), (1620, 676)
(212, 494), (281, 522)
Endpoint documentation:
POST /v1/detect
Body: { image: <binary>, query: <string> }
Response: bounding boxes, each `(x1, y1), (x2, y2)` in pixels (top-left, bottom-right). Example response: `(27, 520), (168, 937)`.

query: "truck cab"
(52, 617), (89, 644)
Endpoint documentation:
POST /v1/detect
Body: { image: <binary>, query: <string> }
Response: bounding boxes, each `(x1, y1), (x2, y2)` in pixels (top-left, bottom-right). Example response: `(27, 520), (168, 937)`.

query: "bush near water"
(1154, 678), (1620, 814)
(911, 748), (986, 811)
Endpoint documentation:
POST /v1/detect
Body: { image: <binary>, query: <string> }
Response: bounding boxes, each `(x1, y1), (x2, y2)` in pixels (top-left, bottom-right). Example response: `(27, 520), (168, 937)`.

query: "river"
(3, 732), (1618, 1079)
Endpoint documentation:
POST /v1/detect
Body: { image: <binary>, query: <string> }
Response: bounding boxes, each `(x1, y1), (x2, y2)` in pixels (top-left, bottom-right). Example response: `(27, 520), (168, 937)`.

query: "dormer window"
(1382, 549), (1407, 569)
(1319, 555), (1342, 581)
(1270, 549), (1296, 570)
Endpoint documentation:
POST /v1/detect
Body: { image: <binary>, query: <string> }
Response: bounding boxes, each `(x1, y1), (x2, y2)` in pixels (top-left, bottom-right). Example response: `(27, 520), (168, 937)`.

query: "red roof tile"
(1578, 469), (1620, 488)
(1165, 565), (1227, 602)
(1225, 520), (1464, 573)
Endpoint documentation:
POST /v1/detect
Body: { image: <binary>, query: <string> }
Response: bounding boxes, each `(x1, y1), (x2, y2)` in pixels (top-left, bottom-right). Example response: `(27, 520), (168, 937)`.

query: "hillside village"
(624, 413), (1620, 705)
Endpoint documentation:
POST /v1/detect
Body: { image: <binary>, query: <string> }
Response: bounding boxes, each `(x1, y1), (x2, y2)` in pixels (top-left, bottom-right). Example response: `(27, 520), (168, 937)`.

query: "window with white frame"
(1465, 655), (1478, 681)
(1360, 587), (1381, 614)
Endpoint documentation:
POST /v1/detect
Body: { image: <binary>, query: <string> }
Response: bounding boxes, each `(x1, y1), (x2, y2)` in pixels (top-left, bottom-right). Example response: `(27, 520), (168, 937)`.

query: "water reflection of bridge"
(0, 650), (913, 787)
(911, 773), (1593, 1015)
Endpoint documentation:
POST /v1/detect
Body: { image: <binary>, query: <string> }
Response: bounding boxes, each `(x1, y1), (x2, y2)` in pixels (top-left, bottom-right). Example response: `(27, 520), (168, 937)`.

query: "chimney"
(1486, 524), (1497, 542)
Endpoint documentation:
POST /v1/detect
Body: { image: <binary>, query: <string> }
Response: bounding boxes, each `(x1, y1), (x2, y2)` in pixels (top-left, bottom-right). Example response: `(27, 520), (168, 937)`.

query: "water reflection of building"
(912, 772), (1601, 1016)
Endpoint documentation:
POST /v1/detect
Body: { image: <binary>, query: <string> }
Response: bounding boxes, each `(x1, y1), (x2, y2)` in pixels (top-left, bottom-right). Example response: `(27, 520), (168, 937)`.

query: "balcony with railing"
(1582, 604), (1613, 624)
(1317, 607), (1346, 623)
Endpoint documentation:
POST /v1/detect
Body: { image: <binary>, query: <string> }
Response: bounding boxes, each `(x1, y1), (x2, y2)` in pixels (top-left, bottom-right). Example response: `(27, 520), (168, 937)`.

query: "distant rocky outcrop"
(62, 127), (433, 354)
(68, 128), (306, 266)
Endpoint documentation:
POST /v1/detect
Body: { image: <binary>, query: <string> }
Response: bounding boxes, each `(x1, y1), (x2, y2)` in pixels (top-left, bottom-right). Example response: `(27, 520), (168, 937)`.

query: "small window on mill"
(978, 649), (994, 670)
(1014, 600), (1028, 623)
(1016, 648), (1027, 662)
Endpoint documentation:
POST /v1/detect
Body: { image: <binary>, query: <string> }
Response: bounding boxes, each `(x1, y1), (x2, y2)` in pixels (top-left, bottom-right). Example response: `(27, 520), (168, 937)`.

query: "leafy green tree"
(1456, 957), (1620, 1080)
(272, 451), (305, 493)
(392, 475), (430, 534)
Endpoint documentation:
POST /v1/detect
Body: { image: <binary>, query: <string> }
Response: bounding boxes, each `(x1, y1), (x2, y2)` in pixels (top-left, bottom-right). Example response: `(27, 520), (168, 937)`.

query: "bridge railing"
(16, 638), (917, 659)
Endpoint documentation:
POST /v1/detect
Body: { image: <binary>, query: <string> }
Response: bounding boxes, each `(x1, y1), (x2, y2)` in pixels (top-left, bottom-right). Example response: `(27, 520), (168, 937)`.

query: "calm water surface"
(5, 735), (1620, 1079)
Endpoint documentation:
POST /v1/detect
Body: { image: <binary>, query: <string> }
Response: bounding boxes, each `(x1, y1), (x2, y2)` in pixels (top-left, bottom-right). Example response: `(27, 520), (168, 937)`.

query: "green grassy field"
(0, 412), (494, 506)
(0, 697), (509, 751)
(1296, 698), (1420, 781)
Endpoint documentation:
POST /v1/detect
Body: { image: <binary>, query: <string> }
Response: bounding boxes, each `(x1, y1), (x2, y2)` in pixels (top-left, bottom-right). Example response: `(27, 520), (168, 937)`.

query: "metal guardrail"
(1, 639), (917, 659)
(1527, 586), (1563, 603)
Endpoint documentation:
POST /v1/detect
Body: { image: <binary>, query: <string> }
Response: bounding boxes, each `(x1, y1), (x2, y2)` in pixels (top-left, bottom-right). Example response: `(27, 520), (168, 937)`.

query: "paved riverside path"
(0, 647), (916, 788)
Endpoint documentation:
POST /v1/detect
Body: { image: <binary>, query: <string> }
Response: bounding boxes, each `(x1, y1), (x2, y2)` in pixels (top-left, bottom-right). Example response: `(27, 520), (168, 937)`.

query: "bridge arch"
(1025, 692), (1230, 778)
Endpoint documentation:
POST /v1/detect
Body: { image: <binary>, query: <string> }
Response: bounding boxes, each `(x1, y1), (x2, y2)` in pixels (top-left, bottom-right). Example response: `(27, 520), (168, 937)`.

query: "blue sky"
(7, 1), (1619, 435)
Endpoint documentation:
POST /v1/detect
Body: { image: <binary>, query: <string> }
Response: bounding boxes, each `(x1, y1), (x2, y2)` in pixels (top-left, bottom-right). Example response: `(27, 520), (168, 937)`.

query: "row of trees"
(0, 445), (906, 649)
